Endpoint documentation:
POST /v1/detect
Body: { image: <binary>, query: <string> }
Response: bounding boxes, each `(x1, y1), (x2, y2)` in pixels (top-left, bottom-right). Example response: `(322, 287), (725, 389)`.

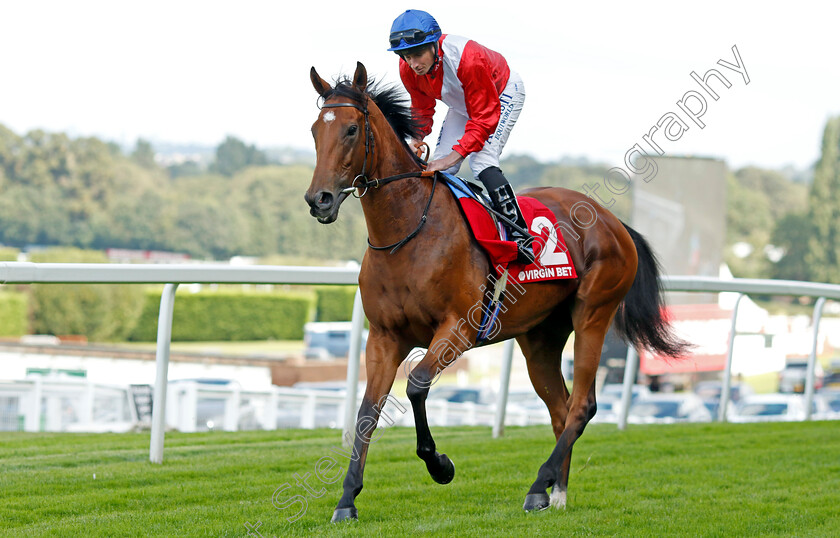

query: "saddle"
(439, 172), (577, 285)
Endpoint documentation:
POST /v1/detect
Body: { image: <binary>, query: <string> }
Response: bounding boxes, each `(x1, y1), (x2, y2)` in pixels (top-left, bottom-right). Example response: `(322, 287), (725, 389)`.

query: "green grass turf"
(2, 422), (839, 537)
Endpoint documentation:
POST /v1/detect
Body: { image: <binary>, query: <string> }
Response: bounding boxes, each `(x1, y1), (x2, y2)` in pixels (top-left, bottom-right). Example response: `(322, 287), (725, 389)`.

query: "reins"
(367, 172), (437, 254)
(322, 94), (529, 253)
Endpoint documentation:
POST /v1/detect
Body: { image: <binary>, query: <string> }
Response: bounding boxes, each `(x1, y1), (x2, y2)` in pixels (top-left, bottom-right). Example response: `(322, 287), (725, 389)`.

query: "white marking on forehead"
(323, 111), (336, 123)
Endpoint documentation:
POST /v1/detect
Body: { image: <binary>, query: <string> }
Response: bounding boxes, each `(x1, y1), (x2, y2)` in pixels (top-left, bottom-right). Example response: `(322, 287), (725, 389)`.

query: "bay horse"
(305, 62), (688, 522)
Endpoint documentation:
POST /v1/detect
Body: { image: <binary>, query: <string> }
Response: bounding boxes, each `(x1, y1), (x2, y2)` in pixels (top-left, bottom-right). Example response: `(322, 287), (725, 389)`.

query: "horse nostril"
(317, 191), (334, 209)
(305, 190), (334, 211)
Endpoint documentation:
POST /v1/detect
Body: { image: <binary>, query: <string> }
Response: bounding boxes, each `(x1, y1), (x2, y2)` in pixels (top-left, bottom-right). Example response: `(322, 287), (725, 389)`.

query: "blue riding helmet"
(387, 9), (441, 52)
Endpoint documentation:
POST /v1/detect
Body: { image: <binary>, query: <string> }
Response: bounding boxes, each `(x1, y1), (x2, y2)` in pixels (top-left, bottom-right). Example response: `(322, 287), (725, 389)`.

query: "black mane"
(322, 76), (425, 166)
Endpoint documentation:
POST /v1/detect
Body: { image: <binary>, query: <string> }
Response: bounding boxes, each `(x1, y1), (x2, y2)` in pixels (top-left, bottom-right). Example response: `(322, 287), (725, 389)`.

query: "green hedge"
(0, 291), (28, 337)
(0, 247), (19, 262)
(129, 289), (315, 342)
(29, 248), (146, 341)
(315, 286), (358, 322)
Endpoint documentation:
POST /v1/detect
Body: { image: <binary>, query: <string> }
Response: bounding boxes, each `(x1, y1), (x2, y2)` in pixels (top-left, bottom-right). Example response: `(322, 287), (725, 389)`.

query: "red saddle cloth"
(455, 193), (578, 285)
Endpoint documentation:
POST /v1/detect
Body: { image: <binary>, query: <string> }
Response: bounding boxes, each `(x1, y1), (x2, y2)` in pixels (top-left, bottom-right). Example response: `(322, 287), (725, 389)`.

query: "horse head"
(305, 62), (371, 224)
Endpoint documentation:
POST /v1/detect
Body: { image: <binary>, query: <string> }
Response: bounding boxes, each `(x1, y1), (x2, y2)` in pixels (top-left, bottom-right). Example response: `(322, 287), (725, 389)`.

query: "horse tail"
(613, 222), (691, 358)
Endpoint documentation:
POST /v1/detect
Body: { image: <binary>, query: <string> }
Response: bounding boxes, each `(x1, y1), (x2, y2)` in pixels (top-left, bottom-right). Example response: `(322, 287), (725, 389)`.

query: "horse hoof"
(523, 493), (550, 512)
(431, 454), (456, 484)
(331, 507), (358, 523)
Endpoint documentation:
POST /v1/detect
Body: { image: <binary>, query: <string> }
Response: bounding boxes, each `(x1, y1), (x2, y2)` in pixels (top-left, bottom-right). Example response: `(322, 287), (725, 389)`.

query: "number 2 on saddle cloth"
(439, 172), (578, 342)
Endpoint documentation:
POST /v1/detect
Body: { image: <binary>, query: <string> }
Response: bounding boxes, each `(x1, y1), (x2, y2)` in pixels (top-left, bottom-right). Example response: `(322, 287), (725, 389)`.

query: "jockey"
(388, 9), (531, 263)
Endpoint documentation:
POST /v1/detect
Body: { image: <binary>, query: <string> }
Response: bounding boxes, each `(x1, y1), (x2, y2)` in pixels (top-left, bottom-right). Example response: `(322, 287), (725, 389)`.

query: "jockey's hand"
(426, 150), (465, 173)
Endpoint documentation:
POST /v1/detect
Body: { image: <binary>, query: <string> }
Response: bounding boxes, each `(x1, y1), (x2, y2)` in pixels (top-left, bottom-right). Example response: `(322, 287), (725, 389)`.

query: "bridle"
(321, 99), (375, 196)
(320, 96), (437, 254)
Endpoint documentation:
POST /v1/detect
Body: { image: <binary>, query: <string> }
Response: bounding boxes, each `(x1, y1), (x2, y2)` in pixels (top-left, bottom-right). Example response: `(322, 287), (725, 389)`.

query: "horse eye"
(347, 125), (358, 136)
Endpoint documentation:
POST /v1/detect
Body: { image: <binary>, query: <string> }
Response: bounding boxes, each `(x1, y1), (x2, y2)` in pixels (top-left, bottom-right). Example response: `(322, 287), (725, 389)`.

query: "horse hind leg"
(517, 314), (574, 511)
(524, 291), (623, 512)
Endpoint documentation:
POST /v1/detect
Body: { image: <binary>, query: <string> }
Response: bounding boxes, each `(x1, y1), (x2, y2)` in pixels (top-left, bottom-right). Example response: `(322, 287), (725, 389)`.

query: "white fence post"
(263, 388), (278, 430)
(493, 339), (515, 439)
(462, 402), (473, 425)
(719, 293), (745, 422)
(178, 382), (198, 433)
(45, 390), (62, 432)
(150, 283), (179, 463)
(301, 391), (316, 429)
(224, 385), (241, 432)
(617, 346), (638, 431)
(81, 379), (95, 425)
(805, 297), (826, 420)
(342, 288), (365, 445)
(25, 378), (43, 432)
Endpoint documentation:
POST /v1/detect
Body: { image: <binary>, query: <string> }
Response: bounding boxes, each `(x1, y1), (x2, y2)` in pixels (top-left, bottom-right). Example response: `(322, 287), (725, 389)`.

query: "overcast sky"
(2, 1), (838, 171)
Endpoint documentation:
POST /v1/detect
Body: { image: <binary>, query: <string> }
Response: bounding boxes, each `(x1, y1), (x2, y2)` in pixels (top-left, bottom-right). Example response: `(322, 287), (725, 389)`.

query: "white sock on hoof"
(550, 485), (567, 509)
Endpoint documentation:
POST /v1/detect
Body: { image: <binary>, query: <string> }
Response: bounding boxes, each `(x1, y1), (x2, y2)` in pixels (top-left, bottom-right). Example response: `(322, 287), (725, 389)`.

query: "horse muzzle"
(304, 189), (346, 224)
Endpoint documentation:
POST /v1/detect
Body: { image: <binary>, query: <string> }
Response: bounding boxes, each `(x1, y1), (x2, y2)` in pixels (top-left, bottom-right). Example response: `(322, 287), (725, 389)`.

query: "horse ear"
(352, 62), (368, 92)
(310, 67), (332, 97)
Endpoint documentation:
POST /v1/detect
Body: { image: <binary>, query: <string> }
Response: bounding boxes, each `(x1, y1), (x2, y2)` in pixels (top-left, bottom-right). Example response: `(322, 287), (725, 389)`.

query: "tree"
(770, 213), (813, 281)
(805, 116), (840, 283)
(734, 166), (807, 221)
(499, 154), (546, 187)
(131, 138), (157, 169)
(212, 135), (267, 177)
(167, 160), (203, 178)
(725, 166), (810, 279)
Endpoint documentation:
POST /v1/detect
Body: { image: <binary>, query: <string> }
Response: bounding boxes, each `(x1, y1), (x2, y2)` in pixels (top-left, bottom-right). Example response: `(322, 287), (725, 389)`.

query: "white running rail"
(0, 262), (362, 463)
(3, 263), (839, 452)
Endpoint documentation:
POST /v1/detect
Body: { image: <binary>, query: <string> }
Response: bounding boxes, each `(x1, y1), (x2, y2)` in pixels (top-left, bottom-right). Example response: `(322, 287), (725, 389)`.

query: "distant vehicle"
(304, 322), (368, 359)
(627, 393), (712, 424)
(693, 381), (754, 402)
(601, 383), (651, 403)
(816, 388), (840, 419)
(504, 389), (550, 423)
(591, 395), (623, 424)
(505, 389), (540, 406)
(823, 362), (840, 389)
(824, 371), (840, 388)
(173, 378), (237, 386)
(694, 381), (754, 420)
(778, 360), (824, 393)
(423, 385), (496, 427)
(730, 394), (816, 422)
(427, 385), (495, 405)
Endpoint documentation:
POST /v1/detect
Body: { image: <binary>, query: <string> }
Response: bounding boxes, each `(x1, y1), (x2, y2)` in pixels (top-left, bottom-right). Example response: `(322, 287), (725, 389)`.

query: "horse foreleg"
(332, 331), (402, 523)
(405, 320), (474, 485)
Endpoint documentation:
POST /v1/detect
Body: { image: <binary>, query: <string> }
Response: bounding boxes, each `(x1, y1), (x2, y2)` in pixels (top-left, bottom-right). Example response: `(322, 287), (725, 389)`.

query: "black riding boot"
(477, 167), (534, 264)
